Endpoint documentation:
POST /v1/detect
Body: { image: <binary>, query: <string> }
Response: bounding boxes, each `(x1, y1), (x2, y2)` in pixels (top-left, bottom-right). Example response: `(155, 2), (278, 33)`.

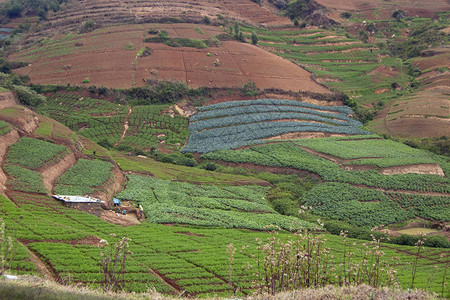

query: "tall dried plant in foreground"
(100, 235), (132, 292)
(244, 220), (399, 295)
(0, 218), (15, 276)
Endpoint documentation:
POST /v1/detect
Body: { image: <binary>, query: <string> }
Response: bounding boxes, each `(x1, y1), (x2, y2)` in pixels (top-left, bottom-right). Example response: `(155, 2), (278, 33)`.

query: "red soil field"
(10, 24), (328, 93)
(315, 0), (450, 21)
(45, 0), (292, 32)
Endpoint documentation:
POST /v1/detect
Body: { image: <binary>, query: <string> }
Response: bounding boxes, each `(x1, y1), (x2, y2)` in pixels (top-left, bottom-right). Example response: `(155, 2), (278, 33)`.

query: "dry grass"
(1, 275), (439, 300)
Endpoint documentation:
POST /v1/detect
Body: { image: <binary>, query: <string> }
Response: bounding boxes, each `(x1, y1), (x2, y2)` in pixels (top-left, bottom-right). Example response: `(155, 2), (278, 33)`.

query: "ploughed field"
(10, 24), (326, 92)
(44, 0), (292, 32)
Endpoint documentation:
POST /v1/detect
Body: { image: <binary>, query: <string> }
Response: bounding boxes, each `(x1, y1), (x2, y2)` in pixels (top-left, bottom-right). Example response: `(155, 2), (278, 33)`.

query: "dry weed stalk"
(0, 218), (15, 276)
(100, 235), (132, 292)
(245, 219), (401, 295)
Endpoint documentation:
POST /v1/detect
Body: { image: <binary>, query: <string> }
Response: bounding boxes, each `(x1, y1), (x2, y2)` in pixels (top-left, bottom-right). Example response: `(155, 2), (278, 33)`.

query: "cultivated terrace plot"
(294, 136), (442, 169)
(0, 120), (11, 135)
(1, 192), (449, 297)
(54, 159), (113, 195)
(38, 92), (188, 150)
(241, 26), (410, 106)
(183, 99), (370, 153)
(117, 174), (314, 231)
(202, 140), (450, 227)
(10, 24), (327, 92)
(3, 137), (70, 194)
(44, 0), (292, 32)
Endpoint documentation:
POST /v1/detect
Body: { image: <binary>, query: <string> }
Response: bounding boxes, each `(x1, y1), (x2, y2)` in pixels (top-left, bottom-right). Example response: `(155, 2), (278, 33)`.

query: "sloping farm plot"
(3, 137), (71, 194)
(10, 24), (327, 92)
(45, 0), (291, 33)
(314, 0), (450, 20)
(38, 92), (189, 150)
(116, 174), (315, 231)
(2, 191), (449, 296)
(369, 49), (450, 139)
(202, 141), (450, 227)
(183, 99), (371, 153)
(294, 136), (445, 175)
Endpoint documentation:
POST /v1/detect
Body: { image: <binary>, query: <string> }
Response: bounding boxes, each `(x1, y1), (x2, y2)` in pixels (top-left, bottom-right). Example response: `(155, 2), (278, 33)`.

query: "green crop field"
(38, 92), (189, 150)
(202, 141), (450, 227)
(54, 159), (113, 195)
(4, 164), (48, 194)
(117, 174), (314, 231)
(1, 192), (448, 297)
(0, 120), (11, 135)
(6, 137), (69, 169)
(183, 99), (370, 153)
(239, 26), (410, 108)
(295, 136), (439, 168)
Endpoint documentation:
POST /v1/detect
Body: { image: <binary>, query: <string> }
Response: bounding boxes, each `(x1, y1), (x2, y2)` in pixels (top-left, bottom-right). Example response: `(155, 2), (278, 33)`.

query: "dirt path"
(114, 106), (132, 147)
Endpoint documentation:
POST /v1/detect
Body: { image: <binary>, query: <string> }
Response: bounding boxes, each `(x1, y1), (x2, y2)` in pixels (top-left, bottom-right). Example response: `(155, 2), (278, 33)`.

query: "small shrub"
(81, 78), (90, 84)
(251, 32), (258, 45)
(148, 28), (158, 34)
(241, 81), (259, 96)
(203, 16), (211, 25)
(125, 42), (135, 50)
(341, 12), (351, 19)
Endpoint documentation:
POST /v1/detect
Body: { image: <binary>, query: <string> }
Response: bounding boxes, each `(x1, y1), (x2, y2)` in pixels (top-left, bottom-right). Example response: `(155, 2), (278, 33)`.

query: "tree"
(251, 32), (258, 45)
(359, 30), (369, 43)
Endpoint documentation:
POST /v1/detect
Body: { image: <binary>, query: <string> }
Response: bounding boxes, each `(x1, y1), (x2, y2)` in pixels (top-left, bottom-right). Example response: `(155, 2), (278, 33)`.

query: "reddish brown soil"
(315, 0), (449, 21)
(267, 132), (347, 140)
(44, 0), (292, 33)
(0, 106), (39, 134)
(38, 152), (77, 194)
(0, 92), (17, 110)
(11, 24), (328, 93)
(90, 166), (125, 203)
(100, 210), (140, 226)
(371, 48), (450, 139)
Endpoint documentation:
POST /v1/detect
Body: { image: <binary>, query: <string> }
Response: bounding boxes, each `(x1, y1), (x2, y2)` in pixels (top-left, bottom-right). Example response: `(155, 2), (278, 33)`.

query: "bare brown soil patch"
(11, 24), (327, 94)
(314, 0), (449, 21)
(99, 210), (140, 227)
(267, 132), (347, 140)
(90, 166), (125, 203)
(0, 106), (39, 134)
(45, 1), (292, 32)
(38, 152), (77, 194)
(114, 106), (132, 147)
(174, 102), (196, 118)
(381, 164), (445, 177)
(0, 92), (17, 110)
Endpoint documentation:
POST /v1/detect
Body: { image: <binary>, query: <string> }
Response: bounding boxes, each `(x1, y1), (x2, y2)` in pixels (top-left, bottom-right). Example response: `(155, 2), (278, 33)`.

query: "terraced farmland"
(3, 137), (72, 194)
(54, 159), (113, 196)
(202, 140), (450, 227)
(10, 24), (326, 92)
(240, 26), (410, 108)
(294, 136), (442, 169)
(38, 92), (189, 150)
(1, 192), (449, 297)
(183, 99), (371, 153)
(117, 174), (314, 231)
